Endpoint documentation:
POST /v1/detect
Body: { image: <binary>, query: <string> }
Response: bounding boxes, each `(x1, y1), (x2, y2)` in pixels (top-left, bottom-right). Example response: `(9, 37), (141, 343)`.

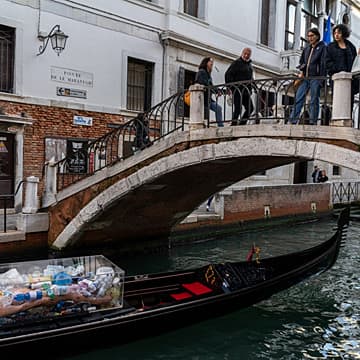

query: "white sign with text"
(73, 116), (93, 126)
(51, 66), (94, 87)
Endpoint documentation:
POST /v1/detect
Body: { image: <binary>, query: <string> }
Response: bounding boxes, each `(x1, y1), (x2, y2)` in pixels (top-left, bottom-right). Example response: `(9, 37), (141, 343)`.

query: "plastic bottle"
(52, 272), (72, 286)
(13, 290), (42, 302)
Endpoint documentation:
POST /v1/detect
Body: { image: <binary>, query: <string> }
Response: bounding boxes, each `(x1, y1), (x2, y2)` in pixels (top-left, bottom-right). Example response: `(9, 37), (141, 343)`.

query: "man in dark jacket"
(225, 48), (254, 125)
(290, 27), (327, 125)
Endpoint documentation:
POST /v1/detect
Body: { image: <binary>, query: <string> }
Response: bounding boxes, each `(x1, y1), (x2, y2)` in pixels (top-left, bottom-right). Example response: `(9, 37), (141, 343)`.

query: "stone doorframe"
(0, 114), (33, 212)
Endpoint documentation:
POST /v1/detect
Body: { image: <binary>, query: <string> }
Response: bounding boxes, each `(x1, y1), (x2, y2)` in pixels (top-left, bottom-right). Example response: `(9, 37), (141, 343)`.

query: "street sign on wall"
(51, 66), (93, 87)
(73, 115), (93, 126)
(57, 87), (87, 99)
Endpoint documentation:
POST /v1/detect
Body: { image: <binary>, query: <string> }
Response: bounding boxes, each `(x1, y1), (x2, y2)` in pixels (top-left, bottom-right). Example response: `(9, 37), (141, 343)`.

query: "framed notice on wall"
(66, 139), (88, 174)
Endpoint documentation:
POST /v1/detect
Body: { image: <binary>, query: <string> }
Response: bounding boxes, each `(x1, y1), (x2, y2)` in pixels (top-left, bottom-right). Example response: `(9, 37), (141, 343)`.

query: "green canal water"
(62, 215), (360, 360)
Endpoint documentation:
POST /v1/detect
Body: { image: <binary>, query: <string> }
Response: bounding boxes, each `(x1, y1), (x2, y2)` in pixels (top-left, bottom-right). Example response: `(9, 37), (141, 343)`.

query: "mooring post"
(22, 176), (39, 214)
(43, 157), (57, 206)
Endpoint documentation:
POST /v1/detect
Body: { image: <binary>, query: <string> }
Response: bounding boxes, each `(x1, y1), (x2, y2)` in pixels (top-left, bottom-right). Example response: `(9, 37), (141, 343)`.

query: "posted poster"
(66, 139), (88, 174)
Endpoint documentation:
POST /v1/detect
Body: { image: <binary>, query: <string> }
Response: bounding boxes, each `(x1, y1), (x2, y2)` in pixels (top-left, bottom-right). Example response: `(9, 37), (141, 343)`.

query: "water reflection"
(255, 221), (360, 360)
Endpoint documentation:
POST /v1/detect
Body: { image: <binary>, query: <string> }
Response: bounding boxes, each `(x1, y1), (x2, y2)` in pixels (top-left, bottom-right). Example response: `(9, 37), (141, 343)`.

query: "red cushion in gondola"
(170, 292), (193, 300)
(182, 282), (212, 295)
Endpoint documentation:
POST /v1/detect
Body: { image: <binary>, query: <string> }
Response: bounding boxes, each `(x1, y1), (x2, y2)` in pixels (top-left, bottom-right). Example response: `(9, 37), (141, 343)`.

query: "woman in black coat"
(195, 57), (224, 127)
(325, 24), (358, 113)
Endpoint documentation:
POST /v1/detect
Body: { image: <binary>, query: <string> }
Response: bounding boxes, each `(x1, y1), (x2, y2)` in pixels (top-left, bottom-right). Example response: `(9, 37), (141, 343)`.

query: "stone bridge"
(44, 124), (360, 252)
(38, 73), (360, 252)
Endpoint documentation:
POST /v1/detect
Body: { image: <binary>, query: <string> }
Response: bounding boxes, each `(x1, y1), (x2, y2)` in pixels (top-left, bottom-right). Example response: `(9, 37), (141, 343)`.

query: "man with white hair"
(225, 48), (254, 125)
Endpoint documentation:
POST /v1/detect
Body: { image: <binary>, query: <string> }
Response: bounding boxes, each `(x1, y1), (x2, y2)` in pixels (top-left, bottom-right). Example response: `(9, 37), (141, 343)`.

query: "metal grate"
(0, 25), (15, 94)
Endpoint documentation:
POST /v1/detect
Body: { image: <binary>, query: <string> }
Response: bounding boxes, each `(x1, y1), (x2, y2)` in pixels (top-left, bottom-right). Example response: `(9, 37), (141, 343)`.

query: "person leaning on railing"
(289, 27), (327, 125)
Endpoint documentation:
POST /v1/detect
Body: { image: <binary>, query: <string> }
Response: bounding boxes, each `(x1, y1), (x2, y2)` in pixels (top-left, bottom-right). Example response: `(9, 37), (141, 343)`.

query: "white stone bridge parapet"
(41, 72), (360, 251)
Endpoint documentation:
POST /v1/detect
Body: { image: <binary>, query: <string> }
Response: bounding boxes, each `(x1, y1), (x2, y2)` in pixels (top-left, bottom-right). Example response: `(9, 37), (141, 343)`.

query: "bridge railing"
(45, 73), (357, 197)
(53, 90), (187, 191)
(332, 181), (360, 205)
(205, 76), (331, 127)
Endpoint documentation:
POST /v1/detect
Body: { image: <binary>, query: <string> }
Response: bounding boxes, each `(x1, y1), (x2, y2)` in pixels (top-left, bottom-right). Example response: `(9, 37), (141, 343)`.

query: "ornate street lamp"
(37, 25), (68, 56)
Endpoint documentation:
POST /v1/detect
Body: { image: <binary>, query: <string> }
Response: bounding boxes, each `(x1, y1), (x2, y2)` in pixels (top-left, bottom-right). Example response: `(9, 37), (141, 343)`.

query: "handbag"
(184, 90), (190, 106)
(293, 78), (303, 92)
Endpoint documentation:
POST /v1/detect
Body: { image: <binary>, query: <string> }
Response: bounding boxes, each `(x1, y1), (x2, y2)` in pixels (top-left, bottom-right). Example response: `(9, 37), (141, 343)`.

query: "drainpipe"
(159, 31), (168, 101)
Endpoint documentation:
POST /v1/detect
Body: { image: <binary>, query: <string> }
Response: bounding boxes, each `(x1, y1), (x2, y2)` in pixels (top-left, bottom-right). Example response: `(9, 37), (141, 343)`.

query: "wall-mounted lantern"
(37, 25), (68, 56)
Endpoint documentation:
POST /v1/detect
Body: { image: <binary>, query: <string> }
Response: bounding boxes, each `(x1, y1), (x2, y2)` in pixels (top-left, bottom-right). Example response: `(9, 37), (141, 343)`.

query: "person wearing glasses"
(289, 28), (327, 125)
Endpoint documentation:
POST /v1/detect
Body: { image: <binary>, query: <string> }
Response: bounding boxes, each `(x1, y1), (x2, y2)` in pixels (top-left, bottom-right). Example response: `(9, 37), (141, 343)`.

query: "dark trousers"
(232, 88), (253, 125)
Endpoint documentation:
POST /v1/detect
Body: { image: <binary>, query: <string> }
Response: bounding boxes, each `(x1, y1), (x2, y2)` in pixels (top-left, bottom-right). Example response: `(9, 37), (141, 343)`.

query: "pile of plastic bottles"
(0, 261), (122, 318)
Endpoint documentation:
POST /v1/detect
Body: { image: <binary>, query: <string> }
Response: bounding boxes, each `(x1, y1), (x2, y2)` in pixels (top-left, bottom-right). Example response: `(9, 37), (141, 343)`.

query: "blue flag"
(323, 13), (332, 45)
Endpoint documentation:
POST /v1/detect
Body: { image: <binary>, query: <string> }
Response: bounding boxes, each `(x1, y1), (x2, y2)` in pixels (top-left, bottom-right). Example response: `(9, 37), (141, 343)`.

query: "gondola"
(0, 207), (350, 356)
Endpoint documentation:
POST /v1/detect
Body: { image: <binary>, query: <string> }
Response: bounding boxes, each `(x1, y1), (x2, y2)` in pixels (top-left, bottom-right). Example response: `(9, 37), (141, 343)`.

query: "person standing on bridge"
(225, 48), (254, 125)
(289, 27), (327, 125)
(195, 57), (224, 127)
(325, 24), (359, 116)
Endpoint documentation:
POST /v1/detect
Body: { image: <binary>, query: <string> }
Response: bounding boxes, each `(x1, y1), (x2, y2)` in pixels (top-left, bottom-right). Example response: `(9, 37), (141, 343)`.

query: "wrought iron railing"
(55, 90), (187, 191)
(205, 76), (331, 127)
(332, 182), (360, 204)
(0, 180), (26, 233)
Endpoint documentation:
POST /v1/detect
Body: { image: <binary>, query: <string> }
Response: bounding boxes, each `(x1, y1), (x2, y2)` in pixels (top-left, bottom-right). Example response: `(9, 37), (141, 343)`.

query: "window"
(260, 0), (276, 47)
(0, 25), (15, 93)
(184, 0), (199, 17)
(326, 0), (336, 16)
(332, 165), (341, 176)
(178, 67), (196, 118)
(285, 1), (296, 50)
(127, 57), (153, 112)
(340, 2), (350, 25)
(300, 0), (319, 48)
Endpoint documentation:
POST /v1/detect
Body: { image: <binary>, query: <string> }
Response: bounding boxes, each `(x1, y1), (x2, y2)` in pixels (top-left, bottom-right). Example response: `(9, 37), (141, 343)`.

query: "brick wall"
(223, 183), (331, 222)
(0, 100), (126, 195)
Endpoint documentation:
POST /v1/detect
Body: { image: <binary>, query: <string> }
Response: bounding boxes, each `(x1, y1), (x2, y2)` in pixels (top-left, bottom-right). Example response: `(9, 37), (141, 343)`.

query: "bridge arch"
(51, 136), (360, 250)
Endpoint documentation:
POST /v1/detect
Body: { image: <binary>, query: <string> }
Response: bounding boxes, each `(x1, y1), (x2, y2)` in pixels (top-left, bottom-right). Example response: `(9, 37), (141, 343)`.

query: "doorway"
(178, 67), (196, 118)
(293, 161), (308, 184)
(0, 133), (14, 207)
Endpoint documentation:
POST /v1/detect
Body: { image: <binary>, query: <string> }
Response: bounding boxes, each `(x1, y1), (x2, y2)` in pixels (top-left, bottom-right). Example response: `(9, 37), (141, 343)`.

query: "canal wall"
(174, 183), (332, 241)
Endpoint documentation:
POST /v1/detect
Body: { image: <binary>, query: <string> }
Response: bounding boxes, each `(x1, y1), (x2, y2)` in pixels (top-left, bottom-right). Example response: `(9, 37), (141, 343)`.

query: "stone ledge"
(16, 213), (49, 233)
(0, 231), (25, 243)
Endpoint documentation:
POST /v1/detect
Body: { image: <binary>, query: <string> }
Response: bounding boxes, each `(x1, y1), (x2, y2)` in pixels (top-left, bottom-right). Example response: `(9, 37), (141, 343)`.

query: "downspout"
(159, 31), (167, 101)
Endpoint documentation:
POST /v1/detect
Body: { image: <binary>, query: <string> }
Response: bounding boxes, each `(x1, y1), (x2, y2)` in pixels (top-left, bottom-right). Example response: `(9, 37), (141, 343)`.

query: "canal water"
(62, 214), (360, 360)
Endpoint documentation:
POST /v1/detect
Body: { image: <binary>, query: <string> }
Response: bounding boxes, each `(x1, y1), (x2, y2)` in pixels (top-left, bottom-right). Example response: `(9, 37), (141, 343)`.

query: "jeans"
(290, 79), (321, 124)
(210, 101), (224, 127)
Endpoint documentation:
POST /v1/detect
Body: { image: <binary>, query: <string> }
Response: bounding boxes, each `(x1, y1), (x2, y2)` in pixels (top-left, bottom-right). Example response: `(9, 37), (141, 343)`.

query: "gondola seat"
(170, 292), (193, 301)
(182, 282), (212, 295)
